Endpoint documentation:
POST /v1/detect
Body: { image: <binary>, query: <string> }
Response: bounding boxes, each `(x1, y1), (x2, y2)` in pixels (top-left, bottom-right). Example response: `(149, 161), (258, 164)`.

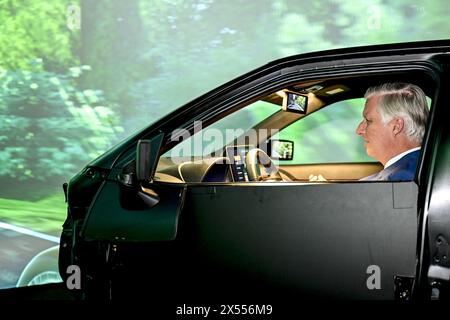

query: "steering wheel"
(245, 148), (283, 181)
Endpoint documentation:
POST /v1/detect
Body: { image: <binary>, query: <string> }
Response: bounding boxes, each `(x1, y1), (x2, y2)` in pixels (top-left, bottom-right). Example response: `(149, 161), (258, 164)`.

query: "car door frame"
(158, 58), (442, 299)
(71, 43), (450, 299)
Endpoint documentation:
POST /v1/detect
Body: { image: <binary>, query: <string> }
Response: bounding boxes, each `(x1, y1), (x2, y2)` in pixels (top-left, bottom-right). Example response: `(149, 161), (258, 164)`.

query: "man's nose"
(356, 121), (365, 135)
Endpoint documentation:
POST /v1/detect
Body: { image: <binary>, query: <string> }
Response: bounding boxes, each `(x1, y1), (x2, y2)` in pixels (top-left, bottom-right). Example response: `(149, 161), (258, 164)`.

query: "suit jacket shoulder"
(385, 150), (421, 181)
(360, 150), (420, 181)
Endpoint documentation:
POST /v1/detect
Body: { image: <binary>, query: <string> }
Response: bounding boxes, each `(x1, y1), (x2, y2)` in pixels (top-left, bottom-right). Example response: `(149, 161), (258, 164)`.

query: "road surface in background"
(0, 221), (59, 289)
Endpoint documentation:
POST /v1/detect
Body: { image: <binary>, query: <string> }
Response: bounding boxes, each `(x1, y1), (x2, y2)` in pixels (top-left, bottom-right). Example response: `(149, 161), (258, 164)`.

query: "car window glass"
(162, 100), (279, 159)
(272, 98), (374, 164)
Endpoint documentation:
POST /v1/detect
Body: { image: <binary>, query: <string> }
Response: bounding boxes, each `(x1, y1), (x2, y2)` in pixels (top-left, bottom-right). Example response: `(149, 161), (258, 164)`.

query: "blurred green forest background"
(1, 0), (450, 235)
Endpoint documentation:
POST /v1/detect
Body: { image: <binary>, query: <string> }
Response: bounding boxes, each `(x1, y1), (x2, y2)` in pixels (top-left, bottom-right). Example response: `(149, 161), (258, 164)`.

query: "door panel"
(181, 182), (418, 299)
(81, 181), (186, 241)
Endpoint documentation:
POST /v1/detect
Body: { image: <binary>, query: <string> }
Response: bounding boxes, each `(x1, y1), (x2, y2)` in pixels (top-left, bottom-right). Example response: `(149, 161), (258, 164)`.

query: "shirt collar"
(384, 147), (421, 169)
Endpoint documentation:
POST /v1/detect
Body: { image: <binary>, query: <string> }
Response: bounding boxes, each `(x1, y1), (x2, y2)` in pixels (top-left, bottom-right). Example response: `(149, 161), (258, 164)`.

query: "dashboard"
(156, 145), (256, 183)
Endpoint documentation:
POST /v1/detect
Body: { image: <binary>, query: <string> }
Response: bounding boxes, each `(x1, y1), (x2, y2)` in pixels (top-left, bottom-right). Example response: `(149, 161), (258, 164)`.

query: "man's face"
(356, 96), (393, 163)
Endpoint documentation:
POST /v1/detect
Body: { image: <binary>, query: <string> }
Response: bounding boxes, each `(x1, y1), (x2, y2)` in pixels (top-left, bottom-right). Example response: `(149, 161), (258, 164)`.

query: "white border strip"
(0, 221), (60, 243)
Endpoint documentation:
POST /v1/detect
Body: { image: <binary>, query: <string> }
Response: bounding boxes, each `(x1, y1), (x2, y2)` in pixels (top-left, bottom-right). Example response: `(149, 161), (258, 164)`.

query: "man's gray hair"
(364, 82), (429, 143)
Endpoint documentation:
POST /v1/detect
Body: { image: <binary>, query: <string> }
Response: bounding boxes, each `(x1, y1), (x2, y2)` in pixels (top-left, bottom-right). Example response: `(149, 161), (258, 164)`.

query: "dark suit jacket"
(360, 150), (420, 181)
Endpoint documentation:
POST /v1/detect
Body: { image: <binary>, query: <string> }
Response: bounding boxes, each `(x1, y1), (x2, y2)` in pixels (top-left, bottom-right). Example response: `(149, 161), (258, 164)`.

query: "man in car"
(356, 82), (429, 181)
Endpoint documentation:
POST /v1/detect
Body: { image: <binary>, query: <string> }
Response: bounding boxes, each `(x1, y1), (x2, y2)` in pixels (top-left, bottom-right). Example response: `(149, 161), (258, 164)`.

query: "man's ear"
(392, 117), (405, 136)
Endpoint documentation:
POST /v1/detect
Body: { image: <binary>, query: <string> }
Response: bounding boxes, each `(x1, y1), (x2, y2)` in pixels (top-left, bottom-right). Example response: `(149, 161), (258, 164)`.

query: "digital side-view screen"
(282, 91), (308, 114)
(225, 145), (253, 182)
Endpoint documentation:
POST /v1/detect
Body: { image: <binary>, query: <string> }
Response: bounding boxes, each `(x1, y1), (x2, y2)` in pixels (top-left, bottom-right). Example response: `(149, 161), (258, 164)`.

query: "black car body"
(59, 40), (450, 300)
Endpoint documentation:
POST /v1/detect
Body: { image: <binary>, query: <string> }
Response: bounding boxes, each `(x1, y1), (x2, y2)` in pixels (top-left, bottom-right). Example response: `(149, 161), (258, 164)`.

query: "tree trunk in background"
(79, 0), (151, 120)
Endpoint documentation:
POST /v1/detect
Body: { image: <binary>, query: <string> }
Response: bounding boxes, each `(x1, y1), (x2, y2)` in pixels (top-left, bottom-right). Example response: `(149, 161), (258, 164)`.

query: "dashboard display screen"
(225, 145), (253, 182)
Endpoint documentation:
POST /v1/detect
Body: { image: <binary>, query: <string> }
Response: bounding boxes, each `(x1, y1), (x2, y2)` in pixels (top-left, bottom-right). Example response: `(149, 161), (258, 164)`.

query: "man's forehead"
(363, 96), (378, 115)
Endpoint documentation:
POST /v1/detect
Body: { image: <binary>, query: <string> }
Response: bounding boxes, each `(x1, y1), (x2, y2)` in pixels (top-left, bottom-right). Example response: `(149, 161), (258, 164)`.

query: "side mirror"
(136, 133), (164, 208)
(136, 140), (151, 181)
(136, 133), (164, 182)
(269, 139), (294, 161)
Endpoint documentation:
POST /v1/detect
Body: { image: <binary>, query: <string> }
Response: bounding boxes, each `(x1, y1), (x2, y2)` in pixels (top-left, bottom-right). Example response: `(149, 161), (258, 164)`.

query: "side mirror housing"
(136, 133), (164, 182)
(136, 140), (151, 181)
